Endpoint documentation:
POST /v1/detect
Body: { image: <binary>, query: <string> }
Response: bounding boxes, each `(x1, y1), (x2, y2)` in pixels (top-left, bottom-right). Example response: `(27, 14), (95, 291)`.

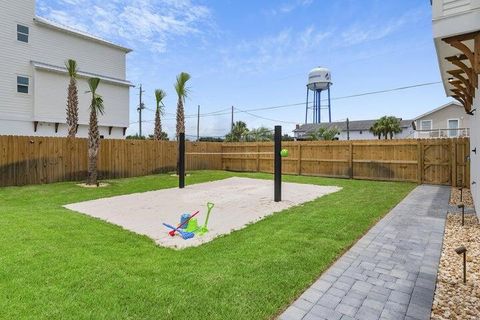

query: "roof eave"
(34, 16), (133, 53)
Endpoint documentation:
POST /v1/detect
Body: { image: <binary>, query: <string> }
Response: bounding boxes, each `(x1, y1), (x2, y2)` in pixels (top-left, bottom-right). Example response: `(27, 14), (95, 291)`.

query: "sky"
(36, 0), (452, 139)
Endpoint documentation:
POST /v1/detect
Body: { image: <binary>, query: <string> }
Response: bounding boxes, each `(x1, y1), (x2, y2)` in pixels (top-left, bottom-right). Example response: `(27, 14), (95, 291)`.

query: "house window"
(17, 24), (29, 43)
(420, 120), (432, 131)
(448, 119), (459, 137)
(17, 76), (29, 94)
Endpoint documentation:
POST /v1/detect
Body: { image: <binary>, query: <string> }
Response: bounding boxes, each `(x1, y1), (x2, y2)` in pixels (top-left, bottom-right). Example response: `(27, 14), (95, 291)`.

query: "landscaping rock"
(430, 213), (480, 320)
(450, 187), (474, 208)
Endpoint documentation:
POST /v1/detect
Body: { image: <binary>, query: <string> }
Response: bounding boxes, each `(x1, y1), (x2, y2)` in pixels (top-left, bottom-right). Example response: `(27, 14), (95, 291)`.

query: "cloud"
(36, 0), (212, 53)
(338, 9), (426, 47)
(268, 0), (314, 16)
(220, 26), (331, 74)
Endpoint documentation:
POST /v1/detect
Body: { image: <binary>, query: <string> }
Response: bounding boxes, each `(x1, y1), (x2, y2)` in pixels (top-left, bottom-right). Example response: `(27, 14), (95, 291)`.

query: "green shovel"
(198, 202), (215, 235)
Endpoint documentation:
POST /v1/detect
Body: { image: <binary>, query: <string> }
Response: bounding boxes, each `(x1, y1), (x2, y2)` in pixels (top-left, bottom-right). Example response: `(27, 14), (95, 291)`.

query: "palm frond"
(65, 59), (78, 78)
(88, 77), (101, 95)
(174, 72), (191, 99)
(155, 89), (167, 114)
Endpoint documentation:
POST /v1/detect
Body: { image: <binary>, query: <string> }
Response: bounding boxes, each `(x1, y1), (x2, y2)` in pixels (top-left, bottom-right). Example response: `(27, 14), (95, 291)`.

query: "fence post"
(417, 140), (423, 184)
(297, 144), (302, 175)
(179, 133), (185, 189)
(256, 143), (260, 172)
(349, 142), (353, 179)
(451, 138), (457, 187)
(274, 126), (282, 202)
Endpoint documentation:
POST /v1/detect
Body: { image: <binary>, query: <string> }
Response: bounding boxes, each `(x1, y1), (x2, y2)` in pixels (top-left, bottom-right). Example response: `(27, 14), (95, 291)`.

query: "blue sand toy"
(163, 223), (195, 240)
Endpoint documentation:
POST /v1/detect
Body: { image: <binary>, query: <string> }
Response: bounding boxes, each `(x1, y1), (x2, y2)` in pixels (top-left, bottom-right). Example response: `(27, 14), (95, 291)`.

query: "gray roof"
(294, 119), (412, 134)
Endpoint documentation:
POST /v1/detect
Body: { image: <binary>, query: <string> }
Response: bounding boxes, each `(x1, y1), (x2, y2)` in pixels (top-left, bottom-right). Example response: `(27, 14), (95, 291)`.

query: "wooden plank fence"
(221, 138), (470, 186)
(0, 136), (222, 187)
(0, 136), (470, 187)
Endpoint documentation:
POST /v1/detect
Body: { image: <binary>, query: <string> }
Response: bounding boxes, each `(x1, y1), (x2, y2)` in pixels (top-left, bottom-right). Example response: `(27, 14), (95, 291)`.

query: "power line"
(129, 81), (442, 127)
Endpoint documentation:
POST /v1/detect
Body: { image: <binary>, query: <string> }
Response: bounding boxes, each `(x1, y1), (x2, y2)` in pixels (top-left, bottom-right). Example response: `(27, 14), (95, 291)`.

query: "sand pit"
(65, 177), (341, 249)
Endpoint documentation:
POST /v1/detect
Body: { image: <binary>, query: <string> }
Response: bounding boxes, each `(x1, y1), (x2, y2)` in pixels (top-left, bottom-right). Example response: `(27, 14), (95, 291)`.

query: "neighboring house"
(413, 102), (470, 138)
(0, 0), (132, 139)
(293, 119), (414, 141)
(431, 0), (479, 214)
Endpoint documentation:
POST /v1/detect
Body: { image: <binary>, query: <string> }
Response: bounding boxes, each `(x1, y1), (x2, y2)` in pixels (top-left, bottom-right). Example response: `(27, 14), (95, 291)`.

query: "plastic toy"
(180, 213), (191, 228)
(165, 210), (199, 237)
(280, 149), (289, 157)
(185, 218), (199, 233)
(198, 202), (215, 235)
(162, 223), (194, 239)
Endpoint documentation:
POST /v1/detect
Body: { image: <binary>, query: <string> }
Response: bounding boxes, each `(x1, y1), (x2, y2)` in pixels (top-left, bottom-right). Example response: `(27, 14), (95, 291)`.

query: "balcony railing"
(415, 128), (470, 138)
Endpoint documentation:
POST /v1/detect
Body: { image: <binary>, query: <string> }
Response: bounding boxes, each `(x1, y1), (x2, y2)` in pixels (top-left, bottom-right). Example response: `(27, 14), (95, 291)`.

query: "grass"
(0, 171), (415, 319)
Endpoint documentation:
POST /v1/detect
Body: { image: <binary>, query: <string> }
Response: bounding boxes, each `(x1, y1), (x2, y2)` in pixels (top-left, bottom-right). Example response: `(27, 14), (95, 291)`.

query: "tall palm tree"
(308, 126), (339, 141)
(174, 72), (191, 139)
(154, 89), (167, 141)
(369, 121), (383, 140)
(65, 59), (79, 138)
(385, 116), (402, 139)
(370, 116), (402, 140)
(86, 78), (104, 185)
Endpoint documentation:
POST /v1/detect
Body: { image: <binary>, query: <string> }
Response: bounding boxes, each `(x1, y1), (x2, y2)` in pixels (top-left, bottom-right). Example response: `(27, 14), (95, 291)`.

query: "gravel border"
(430, 213), (480, 320)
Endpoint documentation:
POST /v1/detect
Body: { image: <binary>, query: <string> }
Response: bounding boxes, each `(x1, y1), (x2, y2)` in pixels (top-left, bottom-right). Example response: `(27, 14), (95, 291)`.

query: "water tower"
(305, 67), (332, 124)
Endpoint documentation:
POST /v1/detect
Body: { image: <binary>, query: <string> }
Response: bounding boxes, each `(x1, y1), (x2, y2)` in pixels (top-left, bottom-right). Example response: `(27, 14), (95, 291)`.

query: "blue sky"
(37, 0), (452, 138)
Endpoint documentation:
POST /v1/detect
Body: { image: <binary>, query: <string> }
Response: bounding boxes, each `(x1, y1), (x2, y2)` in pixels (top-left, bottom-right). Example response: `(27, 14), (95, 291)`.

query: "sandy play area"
(65, 177), (341, 249)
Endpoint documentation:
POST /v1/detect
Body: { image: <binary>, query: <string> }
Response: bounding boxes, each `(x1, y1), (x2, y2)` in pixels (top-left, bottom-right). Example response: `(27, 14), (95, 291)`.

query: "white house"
(413, 101), (470, 138)
(431, 0), (480, 215)
(293, 119), (414, 141)
(0, 0), (132, 139)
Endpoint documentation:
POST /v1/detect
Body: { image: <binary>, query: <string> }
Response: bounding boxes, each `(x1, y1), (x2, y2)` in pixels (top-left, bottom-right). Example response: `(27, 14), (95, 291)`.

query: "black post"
(274, 126), (282, 202)
(179, 133), (185, 189)
(463, 251), (467, 284)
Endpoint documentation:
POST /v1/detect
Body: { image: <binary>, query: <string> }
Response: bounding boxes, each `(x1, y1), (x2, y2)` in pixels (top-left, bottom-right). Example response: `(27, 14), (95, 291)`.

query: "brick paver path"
(279, 185), (451, 320)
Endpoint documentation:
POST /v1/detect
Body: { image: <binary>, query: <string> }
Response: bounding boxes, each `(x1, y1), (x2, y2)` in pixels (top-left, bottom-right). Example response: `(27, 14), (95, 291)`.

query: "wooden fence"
(0, 136), (470, 187)
(220, 139), (470, 186)
(0, 136), (222, 187)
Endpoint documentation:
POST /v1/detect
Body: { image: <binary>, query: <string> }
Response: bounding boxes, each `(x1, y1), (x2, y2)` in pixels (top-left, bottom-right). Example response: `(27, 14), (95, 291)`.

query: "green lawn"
(0, 171), (415, 319)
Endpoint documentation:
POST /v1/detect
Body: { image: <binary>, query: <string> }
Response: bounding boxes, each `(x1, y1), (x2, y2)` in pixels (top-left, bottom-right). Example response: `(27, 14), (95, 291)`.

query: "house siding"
(470, 78), (480, 218)
(0, 0), (130, 138)
(414, 104), (470, 131)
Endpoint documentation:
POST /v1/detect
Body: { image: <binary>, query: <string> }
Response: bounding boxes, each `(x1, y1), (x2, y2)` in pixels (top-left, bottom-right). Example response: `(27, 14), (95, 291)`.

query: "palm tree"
(174, 72), (191, 139)
(65, 59), (78, 138)
(308, 126), (339, 141)
(154, 89), (167, 141)
(226, 121), (249, 142)
(86, 78), (104, 185)
(248, 126), (273, 142)
(370, 116), (402, 140)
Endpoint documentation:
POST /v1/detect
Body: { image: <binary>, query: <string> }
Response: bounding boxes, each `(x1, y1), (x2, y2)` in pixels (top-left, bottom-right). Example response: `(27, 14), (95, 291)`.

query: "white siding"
(0, 0), (130, 138)
(33, 69), (129, 127)
(470, 78), (480, 219)
(433, 0), (480, 18)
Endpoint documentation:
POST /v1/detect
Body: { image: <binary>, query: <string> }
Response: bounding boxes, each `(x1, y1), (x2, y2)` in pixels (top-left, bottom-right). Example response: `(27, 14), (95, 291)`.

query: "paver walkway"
(279, 185), (452, 320)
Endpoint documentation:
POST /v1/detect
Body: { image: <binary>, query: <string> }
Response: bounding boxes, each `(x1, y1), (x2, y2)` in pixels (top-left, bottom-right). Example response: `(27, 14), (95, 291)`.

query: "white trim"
(413, 101), (462, 120)
(33, 16), (132, 53)
(31, 61), (134, 87)
(420, 119), (433, 131)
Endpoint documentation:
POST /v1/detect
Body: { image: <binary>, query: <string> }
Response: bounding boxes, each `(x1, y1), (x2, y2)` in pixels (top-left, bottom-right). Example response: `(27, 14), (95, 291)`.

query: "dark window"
(17, 76), (29, 94)
(17, 24), (29, 43)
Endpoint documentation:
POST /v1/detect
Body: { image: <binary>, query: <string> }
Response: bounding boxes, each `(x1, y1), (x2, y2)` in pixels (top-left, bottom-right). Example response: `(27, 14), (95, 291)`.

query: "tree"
(86, 78), (104, 185)
(225, 121), (249, 142)
(248, 126), (273, 142)
(370, 116), (402, 140)
(65, 59), (79, 138)
(174, 72), (191, 139)
(282, 134), (295, 141)
(154, 89), (167, 141)
(308, 126), (340, 141)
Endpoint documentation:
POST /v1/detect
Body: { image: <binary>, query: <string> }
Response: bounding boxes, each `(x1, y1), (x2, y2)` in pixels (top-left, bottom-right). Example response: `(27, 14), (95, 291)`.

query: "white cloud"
(221, 26), (331, 74)
(268, 0), (314, 16)
(37, 0), (212, 53)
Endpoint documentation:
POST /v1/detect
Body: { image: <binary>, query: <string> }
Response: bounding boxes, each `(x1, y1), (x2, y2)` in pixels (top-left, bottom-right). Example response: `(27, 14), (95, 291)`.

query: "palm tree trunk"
(87, 109), (100, 185)
(154, 108), (162, 140)
(67, 78), (78, 138)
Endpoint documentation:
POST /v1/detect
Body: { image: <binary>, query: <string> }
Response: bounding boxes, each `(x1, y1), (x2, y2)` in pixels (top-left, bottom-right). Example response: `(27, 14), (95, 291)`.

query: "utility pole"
(346, 118), (350, 140)
(137, 84), (145, 137)
(197, 105), (200, 141)
(231, 106), (234, 132)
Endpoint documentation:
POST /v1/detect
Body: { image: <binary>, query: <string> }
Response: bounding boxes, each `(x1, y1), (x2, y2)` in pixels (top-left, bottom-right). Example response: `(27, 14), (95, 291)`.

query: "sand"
(64, 177), (341, 249)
